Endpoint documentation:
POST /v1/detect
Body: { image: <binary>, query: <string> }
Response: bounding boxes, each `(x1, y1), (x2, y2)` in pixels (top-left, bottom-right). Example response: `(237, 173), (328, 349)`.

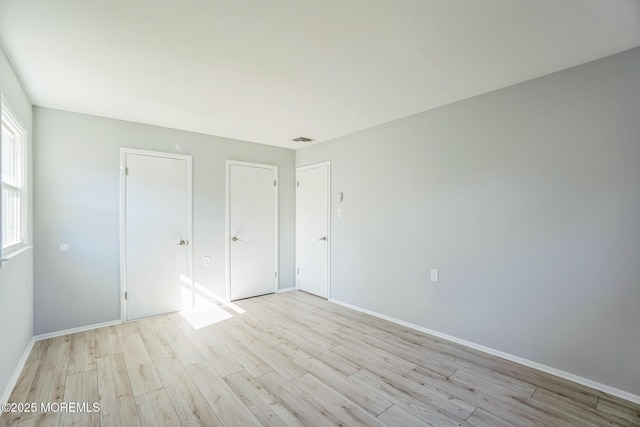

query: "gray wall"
(0, 48), (33, 400)
(297, 47), (640, 395)
(34, 108), (295, 334)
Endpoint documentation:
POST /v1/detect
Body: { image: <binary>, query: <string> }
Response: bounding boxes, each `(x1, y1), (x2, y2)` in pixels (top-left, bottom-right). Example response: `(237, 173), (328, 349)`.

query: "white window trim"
(1, 94), (30, 261)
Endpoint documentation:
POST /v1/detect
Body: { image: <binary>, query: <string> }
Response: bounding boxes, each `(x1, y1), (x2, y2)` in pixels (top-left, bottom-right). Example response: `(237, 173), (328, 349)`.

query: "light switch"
(337, 208), (342, 218)
(204, 256), (211, 267)
(430, 269), (439, 282)
(337, 192), (343, 202)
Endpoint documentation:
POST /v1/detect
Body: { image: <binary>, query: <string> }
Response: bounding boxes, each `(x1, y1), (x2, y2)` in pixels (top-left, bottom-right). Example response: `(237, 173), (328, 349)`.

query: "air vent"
(291, 137), (314, 143)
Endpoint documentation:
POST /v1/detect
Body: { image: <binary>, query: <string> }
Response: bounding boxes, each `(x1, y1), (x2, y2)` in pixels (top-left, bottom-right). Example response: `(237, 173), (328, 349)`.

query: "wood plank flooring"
(1, 291), (638, 426)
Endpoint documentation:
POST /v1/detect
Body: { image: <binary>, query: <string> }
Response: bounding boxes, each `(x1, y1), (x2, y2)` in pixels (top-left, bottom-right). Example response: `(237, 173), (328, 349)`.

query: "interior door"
(296, 162), (329, 298)
(123, 150), (191, 320)
(228, 161), (277, 300)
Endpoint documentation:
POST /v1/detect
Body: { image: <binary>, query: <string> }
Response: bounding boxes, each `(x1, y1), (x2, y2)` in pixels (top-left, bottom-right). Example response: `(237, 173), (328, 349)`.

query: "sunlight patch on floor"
(179, 274), (245, 328)
(194, 282), (246, 314)
(179, 296), (233, 329)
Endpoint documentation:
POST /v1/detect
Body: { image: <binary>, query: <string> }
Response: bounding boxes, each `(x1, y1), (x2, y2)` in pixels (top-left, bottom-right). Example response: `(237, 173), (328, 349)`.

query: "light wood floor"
(1, 291), (639, 426)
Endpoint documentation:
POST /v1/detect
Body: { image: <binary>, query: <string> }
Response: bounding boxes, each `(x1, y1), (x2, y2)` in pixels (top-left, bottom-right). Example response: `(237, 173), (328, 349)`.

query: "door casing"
(119, 148), (193, 321)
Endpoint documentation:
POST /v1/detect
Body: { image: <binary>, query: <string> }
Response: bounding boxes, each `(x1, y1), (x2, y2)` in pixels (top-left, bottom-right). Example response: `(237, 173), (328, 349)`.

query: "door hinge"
(275, 271), (278, 278)
(297, 268), (299, 275)
(296, 181), (299, 188)
(274, 180), (277, 187)
(124, 167), (128, 175)
(124, 291), (128, 300)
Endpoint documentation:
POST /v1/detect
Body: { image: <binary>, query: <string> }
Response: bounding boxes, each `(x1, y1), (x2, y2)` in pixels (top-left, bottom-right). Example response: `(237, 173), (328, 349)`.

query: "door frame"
(226, 160), (279, 302)
(119, 148), (193, 321)
(295, 161), (331, 299)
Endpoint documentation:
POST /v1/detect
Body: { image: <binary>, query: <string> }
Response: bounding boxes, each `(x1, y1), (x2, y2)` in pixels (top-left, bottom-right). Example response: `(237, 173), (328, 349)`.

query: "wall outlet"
(203, 256), (211, 267)
(430, 269), (439, 282)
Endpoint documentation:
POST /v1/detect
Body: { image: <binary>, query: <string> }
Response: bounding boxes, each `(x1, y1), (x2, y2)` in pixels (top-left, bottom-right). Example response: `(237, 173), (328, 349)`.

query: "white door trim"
(119, 148), (193, 321)
(295, 161), (331, 299)
(226, 160), (279, 302)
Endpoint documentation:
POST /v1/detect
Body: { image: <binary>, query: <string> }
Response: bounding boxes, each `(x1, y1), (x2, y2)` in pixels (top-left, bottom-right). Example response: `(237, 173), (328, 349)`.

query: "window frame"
(1, 95), (28, 257)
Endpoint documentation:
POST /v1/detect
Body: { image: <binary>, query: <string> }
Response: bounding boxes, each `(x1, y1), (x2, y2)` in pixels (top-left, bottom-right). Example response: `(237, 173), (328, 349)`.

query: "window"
(1, 99), (27, 253)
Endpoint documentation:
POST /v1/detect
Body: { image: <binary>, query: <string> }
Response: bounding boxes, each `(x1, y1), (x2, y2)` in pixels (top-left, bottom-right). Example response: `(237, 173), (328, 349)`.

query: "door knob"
(232, 236), (242, 242)
(176, 240), (187, 246)
(318, 236), (327, 241)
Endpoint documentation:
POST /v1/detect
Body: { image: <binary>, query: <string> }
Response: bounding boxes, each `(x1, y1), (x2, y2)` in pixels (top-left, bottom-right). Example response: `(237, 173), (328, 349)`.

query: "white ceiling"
(1, 1), (639, 149)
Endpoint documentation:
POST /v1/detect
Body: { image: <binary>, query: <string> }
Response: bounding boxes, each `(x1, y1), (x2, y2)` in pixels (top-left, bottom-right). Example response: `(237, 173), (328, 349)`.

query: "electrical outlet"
(203, 256), (211, 267)
(430, 269), (439, 282)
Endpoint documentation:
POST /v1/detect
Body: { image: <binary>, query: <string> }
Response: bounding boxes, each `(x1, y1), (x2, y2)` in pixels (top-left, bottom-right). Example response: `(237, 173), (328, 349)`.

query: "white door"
(122, 149), (192, 320)
(227, 161), (278, 301)
(296, 162), (330, 298)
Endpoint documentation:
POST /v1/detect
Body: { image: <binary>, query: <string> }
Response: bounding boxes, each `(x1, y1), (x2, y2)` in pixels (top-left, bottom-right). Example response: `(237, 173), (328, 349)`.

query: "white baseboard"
(33, 319), (121, 341)
(277, 287), (297, 293)
(329, 298), (640, 405)
(1, 337), (35, 405)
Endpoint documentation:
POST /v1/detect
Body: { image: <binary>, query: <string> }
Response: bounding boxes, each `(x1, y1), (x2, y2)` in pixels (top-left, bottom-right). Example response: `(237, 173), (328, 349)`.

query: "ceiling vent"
(291, 137), (314, 143)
